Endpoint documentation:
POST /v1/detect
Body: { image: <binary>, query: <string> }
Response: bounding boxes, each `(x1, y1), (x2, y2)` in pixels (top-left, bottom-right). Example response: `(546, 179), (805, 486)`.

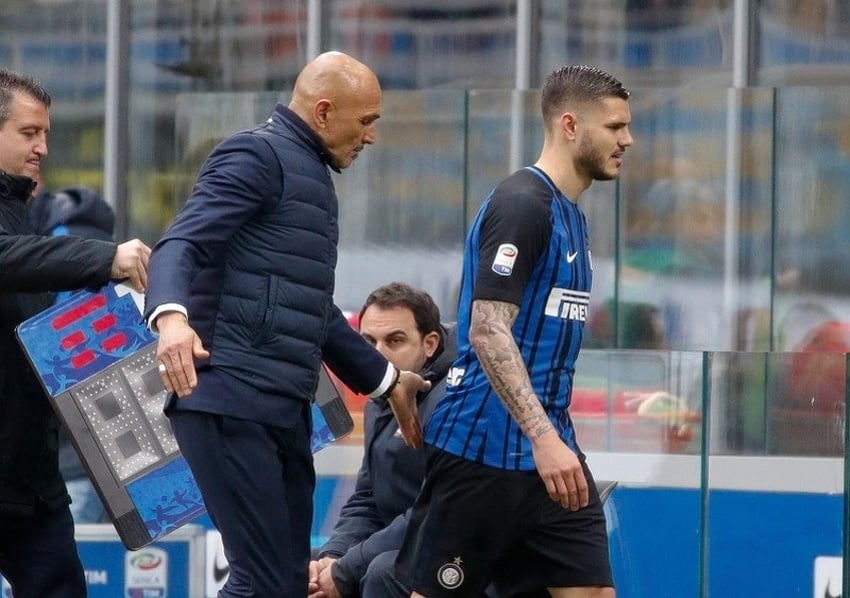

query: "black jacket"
(29, 185), (116, 484)
(0, 170), (116, 515)
(318, 324), (457, 596)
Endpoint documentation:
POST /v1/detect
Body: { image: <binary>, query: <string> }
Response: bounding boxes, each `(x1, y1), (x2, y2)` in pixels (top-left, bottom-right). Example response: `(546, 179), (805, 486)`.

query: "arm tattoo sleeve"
(470, 299), (553, 440)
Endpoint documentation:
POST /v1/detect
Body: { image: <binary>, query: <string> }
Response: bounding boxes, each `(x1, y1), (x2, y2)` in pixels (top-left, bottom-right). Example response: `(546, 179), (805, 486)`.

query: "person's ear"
(423, 331), (440, 359)
(313, 99), (333, 128)
(560, 111), (578, 141)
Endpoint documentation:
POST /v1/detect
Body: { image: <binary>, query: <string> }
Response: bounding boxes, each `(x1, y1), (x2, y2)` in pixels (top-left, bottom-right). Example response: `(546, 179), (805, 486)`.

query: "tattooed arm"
(469, 298), (589, 511)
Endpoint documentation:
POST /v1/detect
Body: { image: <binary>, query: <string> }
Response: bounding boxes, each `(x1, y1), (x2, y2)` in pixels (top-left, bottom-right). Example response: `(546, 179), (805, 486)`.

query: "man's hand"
(308, 557), (340, 598)
(387, 370), (431, 448)
(110, 239), (151, 293)
(530, 430), (589, 511)
(155, 311), (210, 397)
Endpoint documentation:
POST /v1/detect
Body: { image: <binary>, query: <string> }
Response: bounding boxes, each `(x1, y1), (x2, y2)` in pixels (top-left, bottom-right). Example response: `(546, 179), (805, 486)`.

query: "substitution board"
(16, 282), (353, 549)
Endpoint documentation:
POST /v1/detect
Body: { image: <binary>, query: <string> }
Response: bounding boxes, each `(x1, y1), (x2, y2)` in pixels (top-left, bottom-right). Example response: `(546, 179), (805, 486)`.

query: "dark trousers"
(0, 504), (86, 598)
(170, 409), (315, 598)
(361, 549), (408, 597)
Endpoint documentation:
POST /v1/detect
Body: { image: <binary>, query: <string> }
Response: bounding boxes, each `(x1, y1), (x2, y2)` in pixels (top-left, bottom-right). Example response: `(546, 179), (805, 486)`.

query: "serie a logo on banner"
(125, 547), (168, 598)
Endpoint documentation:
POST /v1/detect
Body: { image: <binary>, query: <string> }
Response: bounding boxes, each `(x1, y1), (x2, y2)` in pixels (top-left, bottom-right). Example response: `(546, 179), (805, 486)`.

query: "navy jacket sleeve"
(321, 306), (388, 395)
(143, 133), (279, 318)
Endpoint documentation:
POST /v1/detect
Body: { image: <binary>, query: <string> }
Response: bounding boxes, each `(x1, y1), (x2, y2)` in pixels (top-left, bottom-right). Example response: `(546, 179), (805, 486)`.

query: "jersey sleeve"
(472, 177), (552, 306)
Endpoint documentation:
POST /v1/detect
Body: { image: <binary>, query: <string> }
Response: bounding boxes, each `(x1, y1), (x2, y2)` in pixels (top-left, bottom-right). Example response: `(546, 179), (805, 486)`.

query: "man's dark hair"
(0, 68), (51, 126)
(359, 281), (441, 338)
(541, 65), (630, 123)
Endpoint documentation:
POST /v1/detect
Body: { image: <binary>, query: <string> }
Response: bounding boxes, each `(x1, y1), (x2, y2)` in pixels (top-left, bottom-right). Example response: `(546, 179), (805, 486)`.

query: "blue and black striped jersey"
(425, 166), (592, 470)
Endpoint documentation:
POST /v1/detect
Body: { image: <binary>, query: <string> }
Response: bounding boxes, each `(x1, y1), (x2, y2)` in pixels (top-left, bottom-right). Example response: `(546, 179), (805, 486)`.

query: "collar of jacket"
(271, 103), (341, 174)
(421, 323), (457, 383)
(0, 170), (36, 203)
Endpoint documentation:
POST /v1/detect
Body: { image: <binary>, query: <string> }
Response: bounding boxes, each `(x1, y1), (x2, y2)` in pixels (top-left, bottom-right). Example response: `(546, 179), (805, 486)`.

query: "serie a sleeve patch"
(491, 243), (518, 276)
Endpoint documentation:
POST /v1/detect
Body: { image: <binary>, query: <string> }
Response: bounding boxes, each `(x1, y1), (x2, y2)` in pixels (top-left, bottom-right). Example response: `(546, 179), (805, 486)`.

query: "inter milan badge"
(437, 557), (465, 590)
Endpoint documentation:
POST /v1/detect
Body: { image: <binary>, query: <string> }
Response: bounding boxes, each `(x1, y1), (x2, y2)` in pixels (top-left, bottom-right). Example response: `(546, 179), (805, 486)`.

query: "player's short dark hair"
(541, 65), (630, 123)
(359, 282), (441, 338)
(0, 68), (51, 126)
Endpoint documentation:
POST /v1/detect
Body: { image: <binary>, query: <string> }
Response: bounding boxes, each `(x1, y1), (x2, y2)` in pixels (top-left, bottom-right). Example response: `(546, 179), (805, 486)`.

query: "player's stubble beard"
(577, 132), (620, 182)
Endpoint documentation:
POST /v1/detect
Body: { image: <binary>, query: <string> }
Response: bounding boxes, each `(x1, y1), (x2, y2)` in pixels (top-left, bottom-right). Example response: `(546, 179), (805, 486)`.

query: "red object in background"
(571, 388), (629, 414)
(785, 320), (850, 411)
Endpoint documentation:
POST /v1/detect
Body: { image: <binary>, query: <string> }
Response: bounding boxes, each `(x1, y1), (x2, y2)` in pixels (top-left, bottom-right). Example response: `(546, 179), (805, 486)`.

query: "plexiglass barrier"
(575, 349), (846, 597)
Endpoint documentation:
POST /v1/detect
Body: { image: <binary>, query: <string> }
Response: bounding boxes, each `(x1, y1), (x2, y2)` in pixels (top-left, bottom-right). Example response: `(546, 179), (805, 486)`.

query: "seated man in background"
(309, 282), (456, 598)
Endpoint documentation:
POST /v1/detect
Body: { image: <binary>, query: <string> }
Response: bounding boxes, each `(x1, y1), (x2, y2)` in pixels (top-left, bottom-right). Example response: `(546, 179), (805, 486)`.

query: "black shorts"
(396, 447), (613, 596)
